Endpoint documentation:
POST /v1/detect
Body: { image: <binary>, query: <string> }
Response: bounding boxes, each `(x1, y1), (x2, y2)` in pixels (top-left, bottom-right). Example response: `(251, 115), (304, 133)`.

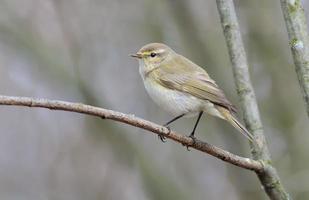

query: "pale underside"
(143, 77), (224, 118)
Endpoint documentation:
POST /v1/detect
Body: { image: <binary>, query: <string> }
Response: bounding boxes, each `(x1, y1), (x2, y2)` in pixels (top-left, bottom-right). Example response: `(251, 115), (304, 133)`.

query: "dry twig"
(0, 95), (262, 171)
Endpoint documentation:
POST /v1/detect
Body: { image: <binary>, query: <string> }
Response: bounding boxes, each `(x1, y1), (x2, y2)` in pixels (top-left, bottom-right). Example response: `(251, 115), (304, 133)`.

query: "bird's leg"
(158, 113), (185, 142)
(185, 111), (203, 150)
(189, 111), (203, 139)
(163, 113), (186, 127)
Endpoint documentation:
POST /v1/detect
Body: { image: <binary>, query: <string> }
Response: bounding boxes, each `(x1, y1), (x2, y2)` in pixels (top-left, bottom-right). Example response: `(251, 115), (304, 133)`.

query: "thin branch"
(216, 0), (290, 199)
(0, 95), (262, 171)
(280, 0), (309, 117)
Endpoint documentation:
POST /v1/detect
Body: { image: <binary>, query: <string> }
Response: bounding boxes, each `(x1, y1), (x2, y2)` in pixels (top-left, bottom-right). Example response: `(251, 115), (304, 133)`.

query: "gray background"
(0, 0), (308, 199)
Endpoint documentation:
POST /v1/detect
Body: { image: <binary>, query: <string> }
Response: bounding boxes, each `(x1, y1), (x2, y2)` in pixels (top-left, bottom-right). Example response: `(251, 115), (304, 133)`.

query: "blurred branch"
(216, 0), (290, 199)
(0, 95), (262, 171)
(166, 0), (215, 65)
(280, 0), (309, 117)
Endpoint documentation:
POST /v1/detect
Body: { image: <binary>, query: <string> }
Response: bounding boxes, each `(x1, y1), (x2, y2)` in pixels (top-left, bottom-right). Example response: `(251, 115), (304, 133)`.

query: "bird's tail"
(217, 107), (254, 142)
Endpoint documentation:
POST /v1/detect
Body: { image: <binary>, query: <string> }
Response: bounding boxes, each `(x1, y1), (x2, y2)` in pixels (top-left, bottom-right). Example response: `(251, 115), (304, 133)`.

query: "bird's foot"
(184, 133), (196, 151)
(158, 134), (166, 143)
(158, 126), (171, 143)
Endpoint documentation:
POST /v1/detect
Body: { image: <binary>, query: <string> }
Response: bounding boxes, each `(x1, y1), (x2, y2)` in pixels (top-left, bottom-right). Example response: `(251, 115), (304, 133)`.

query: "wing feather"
(152, 54), (237, 113)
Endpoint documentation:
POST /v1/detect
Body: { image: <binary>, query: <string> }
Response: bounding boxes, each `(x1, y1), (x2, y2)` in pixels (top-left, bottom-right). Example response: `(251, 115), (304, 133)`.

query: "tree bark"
(280, 0), (309, 117)
(216, 0), (290, 199)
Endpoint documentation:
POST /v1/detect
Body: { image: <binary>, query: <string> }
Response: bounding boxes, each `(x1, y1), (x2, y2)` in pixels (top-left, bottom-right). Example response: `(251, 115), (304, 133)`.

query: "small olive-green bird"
(131, 43), (253, 142)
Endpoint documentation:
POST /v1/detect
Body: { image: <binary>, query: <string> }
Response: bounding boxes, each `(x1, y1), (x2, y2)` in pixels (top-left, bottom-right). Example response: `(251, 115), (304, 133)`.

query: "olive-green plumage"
(131, 43), (253, 141)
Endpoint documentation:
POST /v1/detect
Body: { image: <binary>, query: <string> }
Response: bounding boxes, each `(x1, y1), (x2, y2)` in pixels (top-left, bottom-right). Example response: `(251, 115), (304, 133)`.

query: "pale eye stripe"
(155, 48), (166, 54)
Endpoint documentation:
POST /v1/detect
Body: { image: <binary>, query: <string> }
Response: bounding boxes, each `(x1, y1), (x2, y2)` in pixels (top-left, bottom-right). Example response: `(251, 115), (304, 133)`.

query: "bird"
(131, 43), (253, 142)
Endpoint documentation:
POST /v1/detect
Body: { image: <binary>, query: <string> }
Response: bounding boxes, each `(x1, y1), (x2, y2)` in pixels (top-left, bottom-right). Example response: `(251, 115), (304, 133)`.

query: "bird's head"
(131, 43), (175, 68)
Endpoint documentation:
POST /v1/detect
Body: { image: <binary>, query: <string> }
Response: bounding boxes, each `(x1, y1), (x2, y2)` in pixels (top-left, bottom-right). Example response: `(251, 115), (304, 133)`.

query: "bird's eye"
(150, 53), (157, 57)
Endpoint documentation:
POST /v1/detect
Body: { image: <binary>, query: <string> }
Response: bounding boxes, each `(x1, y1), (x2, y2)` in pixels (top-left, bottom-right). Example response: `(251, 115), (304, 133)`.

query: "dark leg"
(158, 113), (185, 142)
(185, 111), (203, 151)
(163, 113), (185, 127)
(189, 111), (203, 138)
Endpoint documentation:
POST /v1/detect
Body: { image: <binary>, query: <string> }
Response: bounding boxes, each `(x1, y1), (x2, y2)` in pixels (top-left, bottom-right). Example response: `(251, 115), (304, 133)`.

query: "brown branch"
(0, 95), (263, 171)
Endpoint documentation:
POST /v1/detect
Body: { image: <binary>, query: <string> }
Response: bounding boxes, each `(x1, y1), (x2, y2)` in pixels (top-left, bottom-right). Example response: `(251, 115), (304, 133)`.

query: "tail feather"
(229, 116), (254, 141)
(217, 107), (254, 141)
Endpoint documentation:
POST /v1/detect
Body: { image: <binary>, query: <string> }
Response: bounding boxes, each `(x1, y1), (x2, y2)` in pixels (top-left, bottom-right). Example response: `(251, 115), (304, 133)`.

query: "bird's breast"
(143, 78), (203, 117)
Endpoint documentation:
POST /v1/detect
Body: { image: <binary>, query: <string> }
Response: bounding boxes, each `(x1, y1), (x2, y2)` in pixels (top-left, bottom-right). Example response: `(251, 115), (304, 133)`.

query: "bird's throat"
(139, 62), (160, 80)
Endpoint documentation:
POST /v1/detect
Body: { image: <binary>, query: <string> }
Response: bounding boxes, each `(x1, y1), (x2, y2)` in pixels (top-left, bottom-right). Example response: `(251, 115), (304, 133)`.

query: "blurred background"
(0, 0), (308, 199)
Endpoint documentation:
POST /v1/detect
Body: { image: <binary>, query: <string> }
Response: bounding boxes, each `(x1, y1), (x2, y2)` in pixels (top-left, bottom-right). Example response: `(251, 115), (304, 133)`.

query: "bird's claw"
(158, 134), (166, 143)
(158, 126), (171, 143)
(165, 126), (171, 132)
(189, 134), (196, 140)
(184, 134), (196, 151)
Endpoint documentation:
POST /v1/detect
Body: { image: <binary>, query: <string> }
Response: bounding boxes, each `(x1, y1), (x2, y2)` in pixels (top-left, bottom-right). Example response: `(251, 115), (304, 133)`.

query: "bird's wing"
(155, 55), (237, 113)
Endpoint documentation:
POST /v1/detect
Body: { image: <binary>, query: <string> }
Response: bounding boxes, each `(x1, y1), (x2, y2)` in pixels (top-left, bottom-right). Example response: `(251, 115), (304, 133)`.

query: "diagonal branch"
(216, 0), (290, 199)
(0, 95), (262, 171)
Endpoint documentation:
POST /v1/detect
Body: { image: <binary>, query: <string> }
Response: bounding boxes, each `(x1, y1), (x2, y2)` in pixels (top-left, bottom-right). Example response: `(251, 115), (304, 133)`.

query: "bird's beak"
(130, 53), (142, 59)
